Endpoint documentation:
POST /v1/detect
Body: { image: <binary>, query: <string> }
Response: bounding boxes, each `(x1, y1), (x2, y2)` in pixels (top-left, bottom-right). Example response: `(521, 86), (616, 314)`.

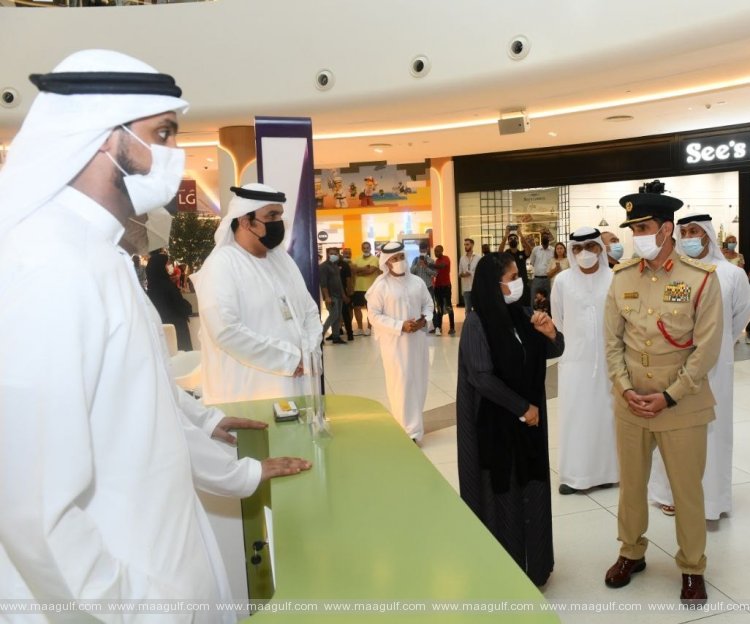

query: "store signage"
(317, 231), (329, 242)
(683, 134), (750, 166)
(176, 179), (197, 212)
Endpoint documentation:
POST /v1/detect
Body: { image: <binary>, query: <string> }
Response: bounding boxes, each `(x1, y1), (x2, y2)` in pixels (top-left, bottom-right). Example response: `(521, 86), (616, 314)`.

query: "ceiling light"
(604, 115), (634, 122)
(548, 131), (558, 137)
(316, 74), (750, 140)
(178, 139), (219, 148)
(369, 143), (392, 153)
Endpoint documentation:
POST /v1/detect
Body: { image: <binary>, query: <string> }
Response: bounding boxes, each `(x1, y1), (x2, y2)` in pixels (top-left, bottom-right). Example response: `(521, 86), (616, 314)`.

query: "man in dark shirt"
(340, 247), (354, 340)
(319, 247), (346, 345)
(433, 245), (455, 335)
(499, 225), (532, 306)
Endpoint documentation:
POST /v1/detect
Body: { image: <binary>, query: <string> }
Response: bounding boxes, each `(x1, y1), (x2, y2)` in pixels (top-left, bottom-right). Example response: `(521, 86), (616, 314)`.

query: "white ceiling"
(2, 0), (750, 170)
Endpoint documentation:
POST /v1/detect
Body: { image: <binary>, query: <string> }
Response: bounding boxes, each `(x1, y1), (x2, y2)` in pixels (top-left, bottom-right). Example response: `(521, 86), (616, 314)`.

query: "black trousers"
(433, 285), (455, 331)
(342, 299), (354, 339)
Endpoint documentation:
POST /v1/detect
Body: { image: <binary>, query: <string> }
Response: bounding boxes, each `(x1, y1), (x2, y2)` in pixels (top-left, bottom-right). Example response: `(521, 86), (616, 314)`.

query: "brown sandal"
(661, 504), (676, 516)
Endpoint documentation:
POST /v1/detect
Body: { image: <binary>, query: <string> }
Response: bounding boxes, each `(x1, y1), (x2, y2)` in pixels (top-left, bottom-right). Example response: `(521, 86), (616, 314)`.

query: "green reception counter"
(218, 395), (559, 622)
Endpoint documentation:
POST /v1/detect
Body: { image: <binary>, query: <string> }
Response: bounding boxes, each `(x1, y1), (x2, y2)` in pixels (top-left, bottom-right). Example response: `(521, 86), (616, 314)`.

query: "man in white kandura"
(649, 213), (750, 519)
(0, 50), (309, 621)
(191, 183), (323, 404)
(366, 241), (434, 442)
(552, 227), (619, 494)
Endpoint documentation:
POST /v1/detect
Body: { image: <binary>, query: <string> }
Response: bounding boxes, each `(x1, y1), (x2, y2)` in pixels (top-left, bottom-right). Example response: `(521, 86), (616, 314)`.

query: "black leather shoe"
(558, 484), (579, 495)
(680, 574), (707, 604)
(605, 556), (646, 588)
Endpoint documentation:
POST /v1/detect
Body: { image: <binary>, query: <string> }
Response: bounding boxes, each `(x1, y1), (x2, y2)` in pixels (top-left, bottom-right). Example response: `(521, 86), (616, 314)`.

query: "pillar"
(429, 157), (458, 303)
(217, 125), (257, 216)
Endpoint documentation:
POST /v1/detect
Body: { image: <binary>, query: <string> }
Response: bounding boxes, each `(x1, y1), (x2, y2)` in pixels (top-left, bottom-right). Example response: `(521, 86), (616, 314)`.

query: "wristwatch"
(662, 391), (677, 408)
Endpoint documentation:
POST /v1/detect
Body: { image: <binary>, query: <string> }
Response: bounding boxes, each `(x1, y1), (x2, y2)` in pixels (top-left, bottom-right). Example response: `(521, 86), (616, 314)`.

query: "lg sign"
(685, 138), (748, 165)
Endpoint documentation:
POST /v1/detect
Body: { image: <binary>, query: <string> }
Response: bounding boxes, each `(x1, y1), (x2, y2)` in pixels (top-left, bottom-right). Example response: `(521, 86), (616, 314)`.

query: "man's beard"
(112, 133), (142, 194)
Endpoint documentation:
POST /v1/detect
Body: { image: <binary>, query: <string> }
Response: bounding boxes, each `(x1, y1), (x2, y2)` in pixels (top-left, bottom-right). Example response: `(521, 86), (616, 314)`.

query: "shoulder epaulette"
(679, 255), (717, 273)
(612, 257), (641, 273)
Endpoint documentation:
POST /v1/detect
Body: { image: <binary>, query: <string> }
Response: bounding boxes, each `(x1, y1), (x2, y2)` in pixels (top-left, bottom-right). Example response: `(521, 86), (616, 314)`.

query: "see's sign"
(683, 134), (750, 166)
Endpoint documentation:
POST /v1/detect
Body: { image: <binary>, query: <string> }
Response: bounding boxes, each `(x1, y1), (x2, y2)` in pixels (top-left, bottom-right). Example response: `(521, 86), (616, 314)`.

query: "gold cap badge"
(625, 201), (633, 212)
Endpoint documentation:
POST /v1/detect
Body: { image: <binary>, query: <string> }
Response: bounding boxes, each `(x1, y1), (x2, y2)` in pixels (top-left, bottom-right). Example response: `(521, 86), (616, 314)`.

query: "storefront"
(454, 123), (750, 262)
(314, 162), (434, 260)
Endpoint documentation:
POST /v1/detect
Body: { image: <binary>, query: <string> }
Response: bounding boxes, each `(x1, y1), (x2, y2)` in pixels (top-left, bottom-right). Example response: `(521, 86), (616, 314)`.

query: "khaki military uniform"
(604, 249), (723, 574)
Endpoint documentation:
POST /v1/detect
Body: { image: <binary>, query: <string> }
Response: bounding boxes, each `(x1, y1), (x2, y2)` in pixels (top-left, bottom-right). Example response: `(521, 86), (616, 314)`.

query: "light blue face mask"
(329, 254), (339, 263)
(681, 237), (705, 258)
(608, 243), (624, 261)
(727, 242), (737, 251)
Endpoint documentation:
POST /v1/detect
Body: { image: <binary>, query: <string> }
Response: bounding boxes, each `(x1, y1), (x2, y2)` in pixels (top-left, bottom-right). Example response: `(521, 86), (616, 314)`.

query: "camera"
(315, 69), (335, 91)
(508, 36), (531, 60)
(640, 179), (666, 194)
(1, 88), (19, 108)
(410, 55), (431, 78)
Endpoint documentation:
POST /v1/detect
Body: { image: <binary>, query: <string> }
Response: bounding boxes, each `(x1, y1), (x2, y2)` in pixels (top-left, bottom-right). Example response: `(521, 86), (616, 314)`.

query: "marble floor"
(322, 307), (750, 623)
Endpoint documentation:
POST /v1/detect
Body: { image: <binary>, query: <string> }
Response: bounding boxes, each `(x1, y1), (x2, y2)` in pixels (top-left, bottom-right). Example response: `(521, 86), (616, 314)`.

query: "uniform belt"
(624, 347), (688, 366)
(534, 275), (549, 279)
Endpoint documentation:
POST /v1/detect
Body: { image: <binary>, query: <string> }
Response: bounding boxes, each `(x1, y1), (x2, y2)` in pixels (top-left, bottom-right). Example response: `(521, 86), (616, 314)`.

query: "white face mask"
(107, 125), (186, 216)
(633, 224), (666, 261)
(390, 259), (407, 275)
(575, 249), (600, 269)
(502, 277), (524, 304)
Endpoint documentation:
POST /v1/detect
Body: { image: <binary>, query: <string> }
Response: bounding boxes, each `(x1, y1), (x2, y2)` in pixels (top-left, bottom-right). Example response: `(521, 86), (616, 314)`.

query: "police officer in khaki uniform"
(603, 180), (723, 604)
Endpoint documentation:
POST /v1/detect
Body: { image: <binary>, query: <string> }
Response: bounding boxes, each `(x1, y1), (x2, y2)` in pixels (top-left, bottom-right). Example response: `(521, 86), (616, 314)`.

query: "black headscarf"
(472, 253), (525, 387)
(471, 252), (549, 492)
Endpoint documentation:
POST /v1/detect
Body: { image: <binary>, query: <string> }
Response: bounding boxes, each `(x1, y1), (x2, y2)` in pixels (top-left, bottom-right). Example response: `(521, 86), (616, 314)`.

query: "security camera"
(315, 69), (335, 91)
(508, 36), (531, 60)
(410, 55), (431, 78)
(0, 88), (19, 108)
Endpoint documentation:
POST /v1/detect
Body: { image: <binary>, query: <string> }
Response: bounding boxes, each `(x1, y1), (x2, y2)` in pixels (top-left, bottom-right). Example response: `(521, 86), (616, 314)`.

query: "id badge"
(280, 296), (293, 321)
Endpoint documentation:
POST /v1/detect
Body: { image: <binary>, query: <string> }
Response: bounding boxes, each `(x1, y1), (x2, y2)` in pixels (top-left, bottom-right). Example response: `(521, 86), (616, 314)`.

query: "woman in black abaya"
(457, 252), (564, 586)
(146, 252), (193, 352)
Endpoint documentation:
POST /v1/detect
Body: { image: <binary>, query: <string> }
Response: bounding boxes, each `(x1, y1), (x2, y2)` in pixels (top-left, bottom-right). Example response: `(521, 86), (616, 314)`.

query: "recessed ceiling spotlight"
(315, 69), (335, 91)
(507, 36), (530, 60)
(369, 143), (392, 151)
(604, 115), (634, 122)
(410, 55), (431, 78)
(548, 131), (558, 137)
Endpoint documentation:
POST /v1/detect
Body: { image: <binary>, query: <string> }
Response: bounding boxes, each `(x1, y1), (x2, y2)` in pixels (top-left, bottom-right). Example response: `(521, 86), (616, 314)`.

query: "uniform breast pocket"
(617, 298), (641, 319)
(657, 305), (694, 344)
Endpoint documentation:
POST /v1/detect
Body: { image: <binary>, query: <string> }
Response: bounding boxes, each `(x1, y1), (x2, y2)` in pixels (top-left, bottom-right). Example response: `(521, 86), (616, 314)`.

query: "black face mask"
(252, 218), (285, 250)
